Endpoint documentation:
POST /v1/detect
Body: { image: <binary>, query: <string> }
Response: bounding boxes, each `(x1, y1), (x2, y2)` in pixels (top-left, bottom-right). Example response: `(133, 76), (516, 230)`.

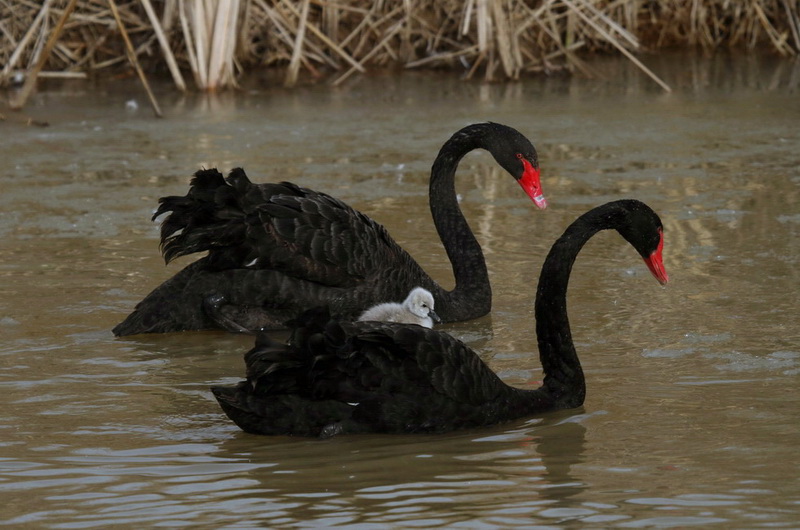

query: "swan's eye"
(515, 153), (524, 160)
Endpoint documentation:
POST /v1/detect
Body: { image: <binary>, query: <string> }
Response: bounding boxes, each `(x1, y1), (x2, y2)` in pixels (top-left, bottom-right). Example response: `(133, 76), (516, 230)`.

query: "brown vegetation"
(2, 0), (798, 93)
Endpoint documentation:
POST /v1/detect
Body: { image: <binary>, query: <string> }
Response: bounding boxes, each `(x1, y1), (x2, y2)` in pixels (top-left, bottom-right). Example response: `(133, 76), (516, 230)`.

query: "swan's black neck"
(534, 204), (631, 409)
(428, 125), (496, 321)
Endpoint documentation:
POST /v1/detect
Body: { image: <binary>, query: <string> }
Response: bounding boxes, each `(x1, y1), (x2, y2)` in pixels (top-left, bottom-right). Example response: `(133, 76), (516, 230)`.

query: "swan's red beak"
(518, 159), (547, 209)
(644, 228), (669, 285)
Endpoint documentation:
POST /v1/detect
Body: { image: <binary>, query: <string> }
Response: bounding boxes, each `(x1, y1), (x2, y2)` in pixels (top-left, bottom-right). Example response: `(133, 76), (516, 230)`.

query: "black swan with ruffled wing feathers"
(211, 199), (669, 437)
(113, 122), (545, 336)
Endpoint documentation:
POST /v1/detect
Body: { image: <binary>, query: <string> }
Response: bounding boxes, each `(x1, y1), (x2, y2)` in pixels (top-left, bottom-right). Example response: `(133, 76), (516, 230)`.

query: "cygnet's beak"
(428, 310), (442, 324)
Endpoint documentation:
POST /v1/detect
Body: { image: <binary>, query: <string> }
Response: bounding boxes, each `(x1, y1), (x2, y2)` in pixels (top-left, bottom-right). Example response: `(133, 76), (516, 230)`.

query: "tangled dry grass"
(2, 0), (799, 93)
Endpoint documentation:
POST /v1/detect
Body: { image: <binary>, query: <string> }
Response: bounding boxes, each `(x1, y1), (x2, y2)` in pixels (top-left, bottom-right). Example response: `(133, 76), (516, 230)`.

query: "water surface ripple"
(1, 55), (798, 527)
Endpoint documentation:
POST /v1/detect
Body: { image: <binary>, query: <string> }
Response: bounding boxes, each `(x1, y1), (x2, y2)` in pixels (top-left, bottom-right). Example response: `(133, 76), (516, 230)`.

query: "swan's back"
(211, 308), (537, 437)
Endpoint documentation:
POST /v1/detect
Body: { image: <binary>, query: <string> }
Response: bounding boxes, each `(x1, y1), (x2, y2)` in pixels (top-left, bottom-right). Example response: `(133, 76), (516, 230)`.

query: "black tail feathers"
(155, 168), (253, 264)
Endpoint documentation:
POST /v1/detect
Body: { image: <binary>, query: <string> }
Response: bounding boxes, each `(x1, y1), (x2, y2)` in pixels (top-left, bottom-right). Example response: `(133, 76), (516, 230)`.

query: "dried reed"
(1, 0), (798, 93)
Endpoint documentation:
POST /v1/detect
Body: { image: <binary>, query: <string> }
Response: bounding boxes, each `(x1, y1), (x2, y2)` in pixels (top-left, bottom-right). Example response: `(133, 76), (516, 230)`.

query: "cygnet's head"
(404, 287), (441, 324)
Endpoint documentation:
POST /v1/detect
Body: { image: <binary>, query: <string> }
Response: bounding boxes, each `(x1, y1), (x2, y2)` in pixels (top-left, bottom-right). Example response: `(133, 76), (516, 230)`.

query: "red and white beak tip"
(648, 260), (669, 285)
(518, 161), (547, 210)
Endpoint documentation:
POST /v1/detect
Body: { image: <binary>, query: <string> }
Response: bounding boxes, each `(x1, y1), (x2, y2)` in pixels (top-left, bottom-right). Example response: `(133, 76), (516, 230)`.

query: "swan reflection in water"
(207, 414), (588, 524)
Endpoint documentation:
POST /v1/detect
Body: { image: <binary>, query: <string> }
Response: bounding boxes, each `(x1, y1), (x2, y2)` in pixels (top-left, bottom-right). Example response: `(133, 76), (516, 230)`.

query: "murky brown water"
(2, 54), (799, 527)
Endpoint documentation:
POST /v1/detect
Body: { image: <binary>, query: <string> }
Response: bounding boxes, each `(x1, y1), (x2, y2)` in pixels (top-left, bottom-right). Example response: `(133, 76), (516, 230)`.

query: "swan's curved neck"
(428, 130), (491, 320)
(534, 207), (620, 408)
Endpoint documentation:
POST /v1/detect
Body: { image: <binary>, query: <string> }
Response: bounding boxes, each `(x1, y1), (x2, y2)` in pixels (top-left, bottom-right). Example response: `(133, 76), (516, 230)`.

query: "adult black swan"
(211, 199), (669, 437)
(113, 122), (546, 336)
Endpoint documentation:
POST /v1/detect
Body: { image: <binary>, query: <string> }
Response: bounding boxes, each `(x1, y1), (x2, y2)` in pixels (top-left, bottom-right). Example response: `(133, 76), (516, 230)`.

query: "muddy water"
(1, 54), (799, 527)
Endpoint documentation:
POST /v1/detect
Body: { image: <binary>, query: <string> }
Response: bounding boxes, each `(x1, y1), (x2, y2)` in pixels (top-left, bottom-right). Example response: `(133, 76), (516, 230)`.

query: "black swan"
(113, 122), (545, 336)
(211, 199), (669, 437)
(357, 287), (440, 328)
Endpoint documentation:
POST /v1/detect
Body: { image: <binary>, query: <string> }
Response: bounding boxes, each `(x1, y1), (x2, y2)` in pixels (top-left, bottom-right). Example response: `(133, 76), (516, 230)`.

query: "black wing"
(157, 168), (416, 288)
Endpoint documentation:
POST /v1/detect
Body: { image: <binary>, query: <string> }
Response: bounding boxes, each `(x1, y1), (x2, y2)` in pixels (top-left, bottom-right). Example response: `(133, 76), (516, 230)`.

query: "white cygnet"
(357, 287), (441, 328)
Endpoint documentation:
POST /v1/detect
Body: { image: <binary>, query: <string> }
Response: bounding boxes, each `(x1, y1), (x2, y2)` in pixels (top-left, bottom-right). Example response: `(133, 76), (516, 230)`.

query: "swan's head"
(615, 200), (669, 285)
(404, 287), (442, 325)
(483, 122), (547, 210)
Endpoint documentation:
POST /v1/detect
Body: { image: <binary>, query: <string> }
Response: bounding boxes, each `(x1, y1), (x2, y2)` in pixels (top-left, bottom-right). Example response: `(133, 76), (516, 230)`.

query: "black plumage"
(212, 199), (669, 437)
(113, 122), (545, 336)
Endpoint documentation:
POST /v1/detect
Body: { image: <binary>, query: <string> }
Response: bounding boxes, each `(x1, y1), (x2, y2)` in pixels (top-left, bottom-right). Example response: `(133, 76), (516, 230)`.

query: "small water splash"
(706, 350), (799, 374)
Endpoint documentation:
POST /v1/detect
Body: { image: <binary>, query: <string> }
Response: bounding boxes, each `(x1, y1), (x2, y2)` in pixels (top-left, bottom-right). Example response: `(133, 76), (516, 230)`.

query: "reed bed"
(2, 0), (798, 93)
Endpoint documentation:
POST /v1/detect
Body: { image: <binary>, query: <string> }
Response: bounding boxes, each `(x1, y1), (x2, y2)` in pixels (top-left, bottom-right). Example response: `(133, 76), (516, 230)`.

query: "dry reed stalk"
(9, 0), (78, 110)
(207, 0), (240, 89)
(285, 0), (311, 86)
(141, 0), (186, 90)
(295, 12), (364, 72)
(530, 8), (593, 77)
(561, 0), (671, 92)
(405, 44), (479, 68)
(783, 0), (800, 52)
(752, 1), (792, 55)
(333, 20), (403, 85)
(2, 0), (55, 80)
(491, 0), (517, 79)
(178, 0), (200, 84)
(258, 0), (342, 71)
(476, 0), (489, 55)
(106, 0), (163, 117)
(576, 0), (639, 49)
(190, 1), (210, 87)
(35, 71), (88, 79)
(254, 1), (299, 63)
